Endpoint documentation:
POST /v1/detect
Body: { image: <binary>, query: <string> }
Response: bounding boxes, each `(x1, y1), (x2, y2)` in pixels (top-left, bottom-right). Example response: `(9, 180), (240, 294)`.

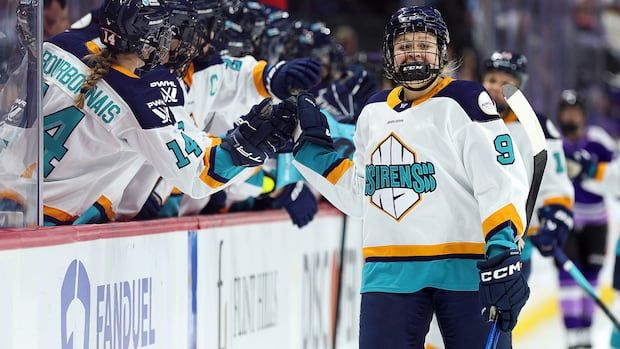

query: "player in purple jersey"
(559, 89), (615, 349)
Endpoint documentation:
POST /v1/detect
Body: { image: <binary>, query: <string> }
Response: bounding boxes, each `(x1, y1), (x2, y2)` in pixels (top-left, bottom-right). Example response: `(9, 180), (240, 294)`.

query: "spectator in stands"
(44, 0), (69, 38)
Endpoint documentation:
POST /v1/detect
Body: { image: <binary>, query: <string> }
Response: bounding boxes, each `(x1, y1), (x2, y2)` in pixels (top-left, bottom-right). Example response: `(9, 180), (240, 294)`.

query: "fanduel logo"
(60, 260), (157, 349)
(480, 261), (522, 282)
(61, 260), (91, 349)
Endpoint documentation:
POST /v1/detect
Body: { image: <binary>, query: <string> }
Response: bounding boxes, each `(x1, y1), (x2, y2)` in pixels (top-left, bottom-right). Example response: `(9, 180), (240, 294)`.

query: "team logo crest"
(365, 132), (437, 221)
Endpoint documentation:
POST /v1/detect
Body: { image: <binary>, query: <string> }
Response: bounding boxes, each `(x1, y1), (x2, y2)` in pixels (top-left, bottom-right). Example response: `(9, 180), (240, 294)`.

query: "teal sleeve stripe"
(276, 153), (304, 189)
(485, 226), (518, 257)
(73, 205), (108, 225)
(245, 169), (264, 187)
(212, 146), (244, 181)
(159, 194), (183, 218)
(521, 239), (534, 261)
(294, 142), (343, 177)
(361, 259), (481, 293)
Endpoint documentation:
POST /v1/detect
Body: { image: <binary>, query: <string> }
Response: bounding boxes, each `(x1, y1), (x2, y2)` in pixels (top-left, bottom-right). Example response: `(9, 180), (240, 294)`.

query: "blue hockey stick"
(484, 317), (501, 349)
(553, 247), (620, 331)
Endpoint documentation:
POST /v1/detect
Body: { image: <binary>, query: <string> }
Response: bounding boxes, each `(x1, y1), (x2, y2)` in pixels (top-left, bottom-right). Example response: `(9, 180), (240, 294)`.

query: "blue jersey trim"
(365, 89), (391, 105)
(435, 80), (500, 122)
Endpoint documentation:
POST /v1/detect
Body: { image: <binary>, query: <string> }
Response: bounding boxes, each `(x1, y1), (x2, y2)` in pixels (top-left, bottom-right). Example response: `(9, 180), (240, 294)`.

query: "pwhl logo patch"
(365, 132), (437, 221)
(61, 259), (91, 349)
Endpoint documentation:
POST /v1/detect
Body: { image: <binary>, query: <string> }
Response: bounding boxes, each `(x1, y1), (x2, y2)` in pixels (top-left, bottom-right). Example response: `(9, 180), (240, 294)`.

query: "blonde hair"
(75, 49), (114, 109)
(440, 58), (462, 78)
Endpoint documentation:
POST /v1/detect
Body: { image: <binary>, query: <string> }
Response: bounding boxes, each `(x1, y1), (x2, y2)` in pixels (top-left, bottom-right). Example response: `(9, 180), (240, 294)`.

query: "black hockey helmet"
(257, 9), (291, 63)
(383, 6), (449, 87)
(558, 89), (586, 113)
(193, 0), (222, 51)
(99, 0), (172, 71)
(164, 0), (200, 73)
(213, 0), (267, 57)
(483, 51), (528, 88)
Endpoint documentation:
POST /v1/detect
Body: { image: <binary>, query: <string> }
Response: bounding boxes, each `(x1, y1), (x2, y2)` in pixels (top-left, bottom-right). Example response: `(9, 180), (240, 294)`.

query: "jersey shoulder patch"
(435, 80), (500, 122)
(365, 89), (391, 105)
(104, 70), (178, 129)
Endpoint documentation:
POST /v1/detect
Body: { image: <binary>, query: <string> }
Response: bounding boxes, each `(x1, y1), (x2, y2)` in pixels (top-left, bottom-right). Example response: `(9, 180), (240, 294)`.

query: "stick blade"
(502, 84), (547, 154)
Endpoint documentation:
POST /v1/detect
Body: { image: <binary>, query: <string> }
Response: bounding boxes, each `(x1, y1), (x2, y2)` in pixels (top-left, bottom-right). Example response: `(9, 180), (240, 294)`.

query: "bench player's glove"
(294, 93), (334, 152)
(316, 66), (377, 123)
(273, 181), (318, 228)
(222, 98), (297, 167)
(531, 205), (573, 256)
(566, 149), (598, 180)
(265, 58), (322, 99)
(477, 249), (530, 332)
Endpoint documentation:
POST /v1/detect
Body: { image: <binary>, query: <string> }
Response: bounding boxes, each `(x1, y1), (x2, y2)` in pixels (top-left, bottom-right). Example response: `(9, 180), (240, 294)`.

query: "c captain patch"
(365, 132), (437, 221)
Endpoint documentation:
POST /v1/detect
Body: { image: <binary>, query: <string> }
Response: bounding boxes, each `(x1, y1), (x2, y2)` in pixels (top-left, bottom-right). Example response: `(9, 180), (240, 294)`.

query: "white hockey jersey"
(294, 78), (529, 292)
(114, 54), (269, 220)
(502, 111), (574, 235)
(41, 31), (250, 224)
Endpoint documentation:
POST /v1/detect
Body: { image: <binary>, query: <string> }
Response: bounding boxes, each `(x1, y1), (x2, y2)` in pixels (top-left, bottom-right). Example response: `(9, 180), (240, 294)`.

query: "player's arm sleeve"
(119, 109), (254, 199)
(581, 126), (618, 194)
(292, 109), (368, 218)
(530, 137), (574, 232)
(455, 118), (529, 256)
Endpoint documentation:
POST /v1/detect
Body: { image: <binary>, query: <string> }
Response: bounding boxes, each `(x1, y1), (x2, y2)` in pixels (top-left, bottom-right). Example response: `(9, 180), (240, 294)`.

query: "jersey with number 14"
(41, 30), (247, 224)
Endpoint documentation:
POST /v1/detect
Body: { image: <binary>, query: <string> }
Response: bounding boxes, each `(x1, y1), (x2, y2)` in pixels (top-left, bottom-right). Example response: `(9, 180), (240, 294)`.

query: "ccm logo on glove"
(480, 261), (522, 282)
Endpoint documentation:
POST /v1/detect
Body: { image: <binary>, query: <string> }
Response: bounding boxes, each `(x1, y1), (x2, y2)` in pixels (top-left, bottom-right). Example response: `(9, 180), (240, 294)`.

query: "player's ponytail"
(75, 49), (114, 109)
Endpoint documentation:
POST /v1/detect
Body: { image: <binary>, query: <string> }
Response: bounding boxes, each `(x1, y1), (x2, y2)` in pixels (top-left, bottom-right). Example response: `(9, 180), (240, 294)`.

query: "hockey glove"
(531, 205), (573, 256)
(478, 249), (530, 332)
(222, 98), (297, 167)
(201, 190), (228, 214)
(294, 93), (334, 152)
(566, 149), (598, 180)
(265, 58), (322, 100)
(316, 66), (377, 123)
(273, 181), (318, 228)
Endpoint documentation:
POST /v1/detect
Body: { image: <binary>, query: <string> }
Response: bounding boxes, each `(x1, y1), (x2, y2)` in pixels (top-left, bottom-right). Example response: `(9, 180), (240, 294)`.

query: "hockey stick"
(502, 85), (548, 228)
(484, 85), (549, 349)
(484, 320), (500, 349)
(552, 247), (620, 331)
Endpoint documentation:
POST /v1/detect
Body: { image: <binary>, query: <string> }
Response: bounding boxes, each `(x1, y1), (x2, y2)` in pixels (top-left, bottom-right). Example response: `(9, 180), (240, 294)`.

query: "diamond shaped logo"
(365, 132), (437, 221)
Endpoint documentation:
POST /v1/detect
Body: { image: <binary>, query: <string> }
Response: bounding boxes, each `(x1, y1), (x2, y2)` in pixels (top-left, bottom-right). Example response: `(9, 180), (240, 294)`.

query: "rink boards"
(0, 204), (363, 349)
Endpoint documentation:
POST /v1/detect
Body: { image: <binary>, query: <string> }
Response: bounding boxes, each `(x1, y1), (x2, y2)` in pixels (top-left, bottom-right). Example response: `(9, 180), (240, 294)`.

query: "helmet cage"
(383, 7), (449, 89)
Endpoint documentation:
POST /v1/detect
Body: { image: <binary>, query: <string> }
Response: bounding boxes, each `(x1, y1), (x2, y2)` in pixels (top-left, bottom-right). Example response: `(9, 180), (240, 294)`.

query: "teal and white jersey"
(113, 54), (269, 220)
(186, 54), (269, 130)
(293, 78), (529, 293)
(503, 111), (574, 234)
(42, 31), (249, 224)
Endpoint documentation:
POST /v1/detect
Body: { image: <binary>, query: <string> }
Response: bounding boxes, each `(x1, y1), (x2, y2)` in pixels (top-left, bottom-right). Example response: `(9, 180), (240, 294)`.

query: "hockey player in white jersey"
(42, 0), (297, 225)
(111, 0), (322, 222)
(481, 51), (574, 280)
(288, 6), (529, 348)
